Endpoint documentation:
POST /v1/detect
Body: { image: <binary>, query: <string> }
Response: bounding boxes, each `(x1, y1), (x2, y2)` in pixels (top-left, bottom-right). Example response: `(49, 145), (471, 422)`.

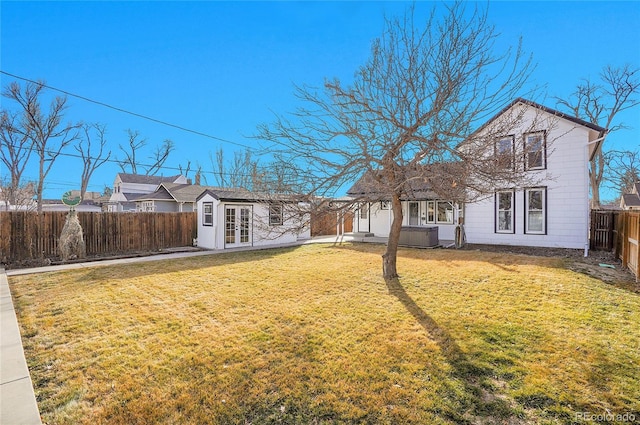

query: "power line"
(1, 140), (291, 183)
(0, 70), (257, 151)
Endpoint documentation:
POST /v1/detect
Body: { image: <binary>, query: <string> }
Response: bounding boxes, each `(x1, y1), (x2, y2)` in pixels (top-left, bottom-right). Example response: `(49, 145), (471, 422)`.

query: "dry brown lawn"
(9, 243), (640, 424)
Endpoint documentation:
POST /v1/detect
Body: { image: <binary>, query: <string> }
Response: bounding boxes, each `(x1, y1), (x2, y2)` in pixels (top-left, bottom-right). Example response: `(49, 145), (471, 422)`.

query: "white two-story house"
(348, 98), (606, 250)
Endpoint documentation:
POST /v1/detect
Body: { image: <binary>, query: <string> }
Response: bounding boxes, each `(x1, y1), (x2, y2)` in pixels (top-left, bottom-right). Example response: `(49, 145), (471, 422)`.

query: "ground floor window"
(525, 187), (546, 234)
(140, 201), (154, 212)
(203, 202), (213, 226)
(495, 190), (515, 233)
(427, 201), (435, 223)
(436, 201), (454, 224)
(269, 204), (283, 226)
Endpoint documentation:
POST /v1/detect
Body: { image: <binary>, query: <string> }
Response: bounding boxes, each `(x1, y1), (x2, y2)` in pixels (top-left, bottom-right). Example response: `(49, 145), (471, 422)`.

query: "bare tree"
(0, 109), (33, 207)
(604, 149), (640, 201)
(2, 80), (80, 212)
(556, 64), (640, 207)
(76, 123), (111, 201)
(117, 130), (174, 176)
(117, 129), (145, 174)
(0, 176), (36, 211)
(144, 139), (174, 176)
(258, 3), (539, 279)
(211, 148), (261, 189)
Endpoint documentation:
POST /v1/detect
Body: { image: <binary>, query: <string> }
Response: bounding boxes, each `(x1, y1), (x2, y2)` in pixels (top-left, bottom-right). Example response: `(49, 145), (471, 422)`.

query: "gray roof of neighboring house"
(622, 193), (640, 207)
(138, 184), (261, 204)
(117, 173), (183, 185)
(122, 192), (151, 202)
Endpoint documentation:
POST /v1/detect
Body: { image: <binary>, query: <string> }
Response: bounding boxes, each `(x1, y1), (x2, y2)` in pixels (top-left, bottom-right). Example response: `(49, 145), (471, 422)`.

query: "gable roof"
(136, 183), (230, 203)
(117, 173), (184, 185)
(470, 98), (607, 161)
(473, 97), (607, 135)
(622, 193), (640, 208)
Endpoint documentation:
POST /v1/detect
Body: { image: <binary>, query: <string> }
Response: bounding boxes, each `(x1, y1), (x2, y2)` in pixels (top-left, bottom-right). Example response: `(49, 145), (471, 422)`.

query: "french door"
(225, 206), (251, 247)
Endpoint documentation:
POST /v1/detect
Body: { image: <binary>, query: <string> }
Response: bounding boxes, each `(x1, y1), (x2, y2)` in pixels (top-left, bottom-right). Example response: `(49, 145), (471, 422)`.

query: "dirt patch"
(462, 244), (638, 291)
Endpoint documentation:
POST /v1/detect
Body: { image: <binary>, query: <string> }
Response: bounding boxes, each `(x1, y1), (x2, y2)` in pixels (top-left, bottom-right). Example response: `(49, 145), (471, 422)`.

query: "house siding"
(464, 108), (592, 249)
(355, 200), (457, 240)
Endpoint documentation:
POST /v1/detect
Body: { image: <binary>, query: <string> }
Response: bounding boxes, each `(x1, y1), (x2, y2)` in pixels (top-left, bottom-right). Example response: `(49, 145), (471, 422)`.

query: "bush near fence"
(0, 211), (197, 266)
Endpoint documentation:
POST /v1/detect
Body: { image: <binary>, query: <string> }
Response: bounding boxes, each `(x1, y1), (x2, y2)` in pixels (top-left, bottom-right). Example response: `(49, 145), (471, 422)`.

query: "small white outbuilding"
(196, 189), (310, 250)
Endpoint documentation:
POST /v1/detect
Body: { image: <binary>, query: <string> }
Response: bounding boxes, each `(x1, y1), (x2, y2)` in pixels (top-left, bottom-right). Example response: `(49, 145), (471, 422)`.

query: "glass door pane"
(225, 207), (236, 244)
(240, 207), (250, 243)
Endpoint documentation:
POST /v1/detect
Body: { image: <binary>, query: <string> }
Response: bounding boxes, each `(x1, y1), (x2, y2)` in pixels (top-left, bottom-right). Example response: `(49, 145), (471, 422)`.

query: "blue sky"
(1, 1), (639, 201)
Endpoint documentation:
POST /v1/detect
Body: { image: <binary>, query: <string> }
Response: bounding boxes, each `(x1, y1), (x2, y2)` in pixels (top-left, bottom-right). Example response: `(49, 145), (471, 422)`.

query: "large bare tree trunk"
(589, 159), (602, 208)
(383, 193), (403, 280)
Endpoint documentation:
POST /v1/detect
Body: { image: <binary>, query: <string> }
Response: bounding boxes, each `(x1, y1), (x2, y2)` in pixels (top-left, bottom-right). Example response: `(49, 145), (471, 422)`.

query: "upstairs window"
(269, 204), (283, 226)
(524, 131), (546, 170)
(495, 136), (515, 170)
(495, 190), (515, 233)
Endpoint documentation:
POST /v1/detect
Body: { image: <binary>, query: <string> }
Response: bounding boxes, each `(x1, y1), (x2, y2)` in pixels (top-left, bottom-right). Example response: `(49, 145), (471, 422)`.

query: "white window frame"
(495, 190), (515, 233)
(525, 187), (546, 234)
(141, 201), (154, 212)
(269, 204), (283, 226)
(203, 202), (213, 226)
(426, 201), (435, 223)
(524, 131), (546, 171)
(436, 201), (454, 224)
(495, 136), (515, 170)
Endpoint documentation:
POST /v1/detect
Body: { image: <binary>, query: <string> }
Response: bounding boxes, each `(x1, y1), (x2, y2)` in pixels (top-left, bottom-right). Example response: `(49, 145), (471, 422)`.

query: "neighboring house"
(347, 98), (606, 250)
(107, 173), (188, 212)
(135, 183), (214, 212)
(620, 182), (640, 210)
(196, 189), (310, 250)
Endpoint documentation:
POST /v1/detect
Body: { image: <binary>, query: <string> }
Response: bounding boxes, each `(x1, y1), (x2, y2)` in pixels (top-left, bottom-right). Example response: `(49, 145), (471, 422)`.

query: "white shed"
(196, 189), (310, 250)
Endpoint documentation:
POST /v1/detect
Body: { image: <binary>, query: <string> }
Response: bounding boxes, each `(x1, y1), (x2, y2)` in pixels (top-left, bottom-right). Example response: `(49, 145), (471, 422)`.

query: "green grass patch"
(9, 244), (640, 424)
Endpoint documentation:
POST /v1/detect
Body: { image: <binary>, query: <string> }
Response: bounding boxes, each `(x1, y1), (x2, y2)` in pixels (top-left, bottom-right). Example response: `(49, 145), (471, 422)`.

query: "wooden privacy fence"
(0, 211), (197, 265)
(590, 210), (619, 251)
(615, 211), (640, 280)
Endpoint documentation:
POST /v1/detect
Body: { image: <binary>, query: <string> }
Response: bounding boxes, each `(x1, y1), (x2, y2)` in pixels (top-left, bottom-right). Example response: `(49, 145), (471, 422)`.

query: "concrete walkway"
(1, 269), (42, 424)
